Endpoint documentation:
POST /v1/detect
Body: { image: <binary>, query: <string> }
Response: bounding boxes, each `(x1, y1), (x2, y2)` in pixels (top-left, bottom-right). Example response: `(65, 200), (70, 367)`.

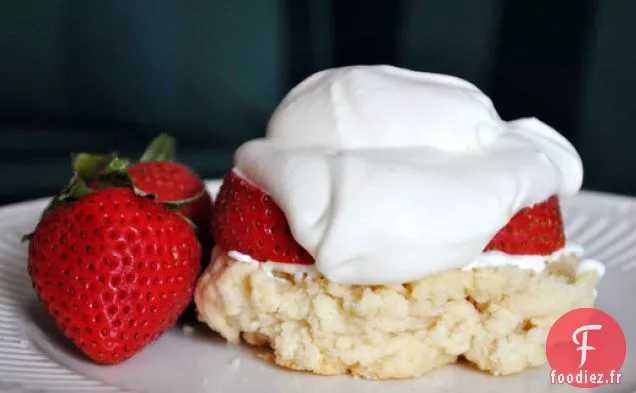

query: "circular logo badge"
(546, 308), (626, 388)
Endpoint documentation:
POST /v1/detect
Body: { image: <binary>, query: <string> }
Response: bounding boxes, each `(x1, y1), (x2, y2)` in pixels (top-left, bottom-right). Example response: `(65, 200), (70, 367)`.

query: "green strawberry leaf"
(42, 176), (93, 216)
(94, 157), (157, 199)
(139, 133), (176, 162)
(22, 175), (94, 242)
(95, 157), (134, 189)
(33, 154), (131, 226)
(71, 152), (116, 180)
(24, 134), (188, 242)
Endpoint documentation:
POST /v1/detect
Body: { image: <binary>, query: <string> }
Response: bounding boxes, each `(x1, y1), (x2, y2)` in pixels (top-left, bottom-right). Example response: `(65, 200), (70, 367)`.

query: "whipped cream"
(227, 250), (317, 282)
(462, 243), (605, 281)
(226, 243), (605, 282)
(461, 244), (584, 272)
(234, 65), (585, 285)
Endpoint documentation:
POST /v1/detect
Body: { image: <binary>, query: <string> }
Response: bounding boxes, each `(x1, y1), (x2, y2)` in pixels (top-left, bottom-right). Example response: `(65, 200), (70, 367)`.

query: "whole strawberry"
(27, 178), (201, 363)
(128, 134), (212, 236)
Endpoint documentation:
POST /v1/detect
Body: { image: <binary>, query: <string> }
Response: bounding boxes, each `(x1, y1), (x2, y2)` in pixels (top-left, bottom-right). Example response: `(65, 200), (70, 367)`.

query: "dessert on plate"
(194, 65), (605, 380)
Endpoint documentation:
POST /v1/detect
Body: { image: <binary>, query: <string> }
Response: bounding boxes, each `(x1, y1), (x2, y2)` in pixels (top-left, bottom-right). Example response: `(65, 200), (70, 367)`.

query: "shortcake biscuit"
(195, 247), (599, 380)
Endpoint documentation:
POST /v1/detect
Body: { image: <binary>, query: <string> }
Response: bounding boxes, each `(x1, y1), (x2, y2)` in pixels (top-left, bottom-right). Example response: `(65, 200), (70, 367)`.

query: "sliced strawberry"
(213, 170), (565, 263)
(211, 171), (313, 264)
(484, 195), (565, 255)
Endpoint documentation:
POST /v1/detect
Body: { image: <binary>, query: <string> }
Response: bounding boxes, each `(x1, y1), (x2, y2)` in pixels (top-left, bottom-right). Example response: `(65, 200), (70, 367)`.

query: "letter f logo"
(572, 324), (602, 368)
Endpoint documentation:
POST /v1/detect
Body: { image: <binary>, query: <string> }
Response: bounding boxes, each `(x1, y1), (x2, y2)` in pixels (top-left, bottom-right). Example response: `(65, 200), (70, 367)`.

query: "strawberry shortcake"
(194, 65), (605, 380)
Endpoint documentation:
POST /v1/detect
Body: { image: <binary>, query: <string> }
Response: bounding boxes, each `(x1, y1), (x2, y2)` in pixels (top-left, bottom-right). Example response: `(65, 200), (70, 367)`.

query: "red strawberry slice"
(212, 171), (566, 264)
(211, 171), (313, 264)
(484, 195), (565, 255)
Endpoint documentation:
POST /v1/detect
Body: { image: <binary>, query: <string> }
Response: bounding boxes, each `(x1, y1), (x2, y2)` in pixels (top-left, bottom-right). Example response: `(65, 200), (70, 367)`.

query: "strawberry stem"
(94, 157), (134, 190)
(36, 154), (137, 219)
(139, 133), (176, 162)
(23, 134), (194, 243)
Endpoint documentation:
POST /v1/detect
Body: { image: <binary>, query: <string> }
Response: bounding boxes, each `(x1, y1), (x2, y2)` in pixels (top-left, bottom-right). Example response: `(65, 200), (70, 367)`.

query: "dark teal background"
(1, 0), (635, 204)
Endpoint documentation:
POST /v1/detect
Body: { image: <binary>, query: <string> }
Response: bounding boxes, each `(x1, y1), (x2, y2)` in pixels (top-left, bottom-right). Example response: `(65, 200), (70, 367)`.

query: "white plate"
(0, 180), (634, 393)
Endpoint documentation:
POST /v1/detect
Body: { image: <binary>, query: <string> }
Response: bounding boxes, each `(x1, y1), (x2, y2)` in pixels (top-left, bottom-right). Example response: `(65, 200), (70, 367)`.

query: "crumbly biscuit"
(194, 248), (599, 380)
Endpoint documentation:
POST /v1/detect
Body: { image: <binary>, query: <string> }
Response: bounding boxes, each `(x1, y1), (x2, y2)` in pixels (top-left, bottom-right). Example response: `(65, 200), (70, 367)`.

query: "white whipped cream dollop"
(234, 65), (585, 285)
(227, 243), (605, 282)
